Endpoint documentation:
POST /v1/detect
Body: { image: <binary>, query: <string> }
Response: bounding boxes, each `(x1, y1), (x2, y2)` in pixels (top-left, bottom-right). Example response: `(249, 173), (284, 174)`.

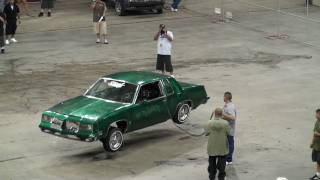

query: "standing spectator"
(171, 0), (181, 12)
(310, 109), (320, 180)
(91, 0), (108, 44)
(206, 108), (231, 180)
(153, 24), (174, 76)
(0, 11), (5, 53)
(4, 0), (20, 45)
(306, 0), (313, 5)
(222, 91), (237, 165)
(38, 0), (55, 17)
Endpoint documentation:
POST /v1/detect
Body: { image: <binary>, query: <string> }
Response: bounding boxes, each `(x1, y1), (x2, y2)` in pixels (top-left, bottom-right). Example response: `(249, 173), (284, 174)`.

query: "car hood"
(49, 96), (128, 121)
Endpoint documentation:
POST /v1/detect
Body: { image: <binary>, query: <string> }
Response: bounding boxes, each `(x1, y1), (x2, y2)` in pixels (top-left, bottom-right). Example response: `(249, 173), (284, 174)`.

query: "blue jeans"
(171, 0), (181, 9)
(227, 135), (234, 162)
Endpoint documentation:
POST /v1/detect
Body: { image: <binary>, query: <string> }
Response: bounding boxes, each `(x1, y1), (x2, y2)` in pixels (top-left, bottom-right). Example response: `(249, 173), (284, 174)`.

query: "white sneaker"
(174, 9), (178, 12)
(171, 7), (175, 12)
(104, 39), (109, 44)
(170, 75), (175, 78)
(10, 38), (18, 43)
(5, 39), (10, 45)
(226, 161), (233, 165)
(96, 39), (100, 43)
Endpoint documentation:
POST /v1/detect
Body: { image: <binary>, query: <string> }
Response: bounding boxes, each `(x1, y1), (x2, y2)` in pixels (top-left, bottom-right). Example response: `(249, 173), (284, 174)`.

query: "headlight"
(79, 124), (93, 131)
(42, 114), (51, 122)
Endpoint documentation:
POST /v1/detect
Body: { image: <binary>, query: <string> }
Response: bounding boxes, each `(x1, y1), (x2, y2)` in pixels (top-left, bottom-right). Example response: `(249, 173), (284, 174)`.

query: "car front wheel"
(173, 103), (191, 124)
(102, 127), (124, 152)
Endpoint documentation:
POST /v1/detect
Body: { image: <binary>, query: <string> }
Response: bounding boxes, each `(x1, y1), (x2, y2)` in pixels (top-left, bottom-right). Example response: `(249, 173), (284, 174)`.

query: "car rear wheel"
(102, 127), (124, 152)
(115, 0), (126, 16)
(173, 103), (191, 124)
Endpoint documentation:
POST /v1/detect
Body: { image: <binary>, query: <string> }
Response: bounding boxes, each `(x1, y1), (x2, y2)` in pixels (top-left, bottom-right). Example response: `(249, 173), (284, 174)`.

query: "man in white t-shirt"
(222, 91), (237, 165)
(153, 24), (174, 76)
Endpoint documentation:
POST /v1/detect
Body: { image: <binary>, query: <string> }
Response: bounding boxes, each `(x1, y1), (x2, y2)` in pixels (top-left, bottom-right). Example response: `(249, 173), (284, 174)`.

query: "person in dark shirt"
(3, 0), (20, 45)
(0, 12), (5, 53)
(38, 0), (55, 17)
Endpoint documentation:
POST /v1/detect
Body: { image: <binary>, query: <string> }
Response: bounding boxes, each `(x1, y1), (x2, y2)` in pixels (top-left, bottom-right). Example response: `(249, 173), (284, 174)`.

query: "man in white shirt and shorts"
(154, 24), (174, 76)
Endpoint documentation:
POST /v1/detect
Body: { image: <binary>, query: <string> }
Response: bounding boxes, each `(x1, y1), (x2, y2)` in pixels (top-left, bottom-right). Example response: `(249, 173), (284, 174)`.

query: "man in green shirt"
(310, 109), (320, 180)
(206, 108), (231, 180)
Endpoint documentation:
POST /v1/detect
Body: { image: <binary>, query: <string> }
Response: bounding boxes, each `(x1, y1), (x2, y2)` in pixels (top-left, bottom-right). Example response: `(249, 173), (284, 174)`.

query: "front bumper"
(39, 121), (98, 142)
(40, 128), (97, 142)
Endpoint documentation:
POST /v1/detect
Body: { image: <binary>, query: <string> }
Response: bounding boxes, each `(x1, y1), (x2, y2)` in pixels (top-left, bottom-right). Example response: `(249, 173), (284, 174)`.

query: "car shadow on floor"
(65, 129), (183, 161)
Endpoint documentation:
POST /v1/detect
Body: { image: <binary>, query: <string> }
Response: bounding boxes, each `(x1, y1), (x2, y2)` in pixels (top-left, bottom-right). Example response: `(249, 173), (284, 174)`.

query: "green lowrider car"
(39, 71), (209, 152)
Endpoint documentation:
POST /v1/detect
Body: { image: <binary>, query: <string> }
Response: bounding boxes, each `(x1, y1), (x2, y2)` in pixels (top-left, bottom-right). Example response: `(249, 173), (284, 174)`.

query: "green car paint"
(39, 71), (209, 142)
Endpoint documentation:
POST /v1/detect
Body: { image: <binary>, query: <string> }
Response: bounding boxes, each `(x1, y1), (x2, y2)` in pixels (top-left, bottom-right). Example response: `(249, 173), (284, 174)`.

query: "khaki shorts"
(93, 22), (107, 35)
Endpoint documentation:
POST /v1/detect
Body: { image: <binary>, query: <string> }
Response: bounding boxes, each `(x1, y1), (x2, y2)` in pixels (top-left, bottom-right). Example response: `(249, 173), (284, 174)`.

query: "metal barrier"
(211, 0), (320, 48)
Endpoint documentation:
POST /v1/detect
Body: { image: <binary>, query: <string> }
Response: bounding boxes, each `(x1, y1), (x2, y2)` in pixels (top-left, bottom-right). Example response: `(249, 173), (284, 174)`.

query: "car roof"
(104, 71), (170, 85)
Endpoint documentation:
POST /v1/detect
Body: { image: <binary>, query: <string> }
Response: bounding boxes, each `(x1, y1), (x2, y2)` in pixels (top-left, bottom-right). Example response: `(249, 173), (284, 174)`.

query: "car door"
(130, 81), (171, 130)
(162, 78), (180, 118)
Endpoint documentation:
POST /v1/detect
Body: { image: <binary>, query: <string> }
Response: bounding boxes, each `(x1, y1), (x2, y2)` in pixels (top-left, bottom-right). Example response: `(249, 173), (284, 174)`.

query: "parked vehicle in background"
(39, 71), (209, 152)
(103, 0), (165, 16)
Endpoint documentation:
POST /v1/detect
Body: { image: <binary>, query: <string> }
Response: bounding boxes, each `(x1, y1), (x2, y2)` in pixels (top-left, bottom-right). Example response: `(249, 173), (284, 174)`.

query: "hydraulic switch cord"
(173, 111), (215, 137)
(173, 119), (207, 137)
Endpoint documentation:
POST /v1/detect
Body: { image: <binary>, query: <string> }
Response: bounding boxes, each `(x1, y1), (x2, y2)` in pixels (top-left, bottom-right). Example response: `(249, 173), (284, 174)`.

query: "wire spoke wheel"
(109, 131), (123, 151)
(177, 104), (190, 123)
(103, 128), (124, 152)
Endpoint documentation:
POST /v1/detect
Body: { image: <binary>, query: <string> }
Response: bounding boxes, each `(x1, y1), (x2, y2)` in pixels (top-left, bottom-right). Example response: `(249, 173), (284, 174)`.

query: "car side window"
(136, 81), (163, 103)
(163, 79), (174, 95)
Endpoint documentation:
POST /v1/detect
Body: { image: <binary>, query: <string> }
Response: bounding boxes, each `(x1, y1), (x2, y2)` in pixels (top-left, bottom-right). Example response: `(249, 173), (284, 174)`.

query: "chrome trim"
(161, 79), (174, 96)
(41, 129), (97, 142)
(132, 84), (141, 105)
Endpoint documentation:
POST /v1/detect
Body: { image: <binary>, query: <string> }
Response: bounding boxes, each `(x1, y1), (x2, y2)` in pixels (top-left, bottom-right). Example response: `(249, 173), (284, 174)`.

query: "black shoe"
(1, 48), (4, 54)
(47, 12), (51, 17)
(310, 174), (320, 180)
(38, 12), (44, 17)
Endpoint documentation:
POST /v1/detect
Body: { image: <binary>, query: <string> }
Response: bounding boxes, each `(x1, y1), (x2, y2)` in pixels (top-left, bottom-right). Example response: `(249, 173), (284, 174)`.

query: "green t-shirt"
(93, 1), (106, 22)
(312, 120), (320, 151)
(206, 118), (231, 156)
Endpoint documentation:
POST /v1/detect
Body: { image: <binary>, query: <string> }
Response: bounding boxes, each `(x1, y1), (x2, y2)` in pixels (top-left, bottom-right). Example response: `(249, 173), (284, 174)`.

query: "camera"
(159, 24), (166, 35)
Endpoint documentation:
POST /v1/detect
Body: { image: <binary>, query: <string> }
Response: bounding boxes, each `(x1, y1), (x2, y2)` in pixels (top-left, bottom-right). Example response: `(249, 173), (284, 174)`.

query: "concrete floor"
(0, 0), (320, 179)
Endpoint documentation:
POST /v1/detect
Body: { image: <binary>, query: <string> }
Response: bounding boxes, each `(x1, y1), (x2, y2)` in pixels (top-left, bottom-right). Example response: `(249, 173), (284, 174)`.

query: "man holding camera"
(154, 24), (174, 76)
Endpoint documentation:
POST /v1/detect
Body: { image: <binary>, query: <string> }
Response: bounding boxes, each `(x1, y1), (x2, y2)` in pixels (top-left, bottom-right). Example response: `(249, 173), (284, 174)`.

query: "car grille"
(66, 121), (80, 133)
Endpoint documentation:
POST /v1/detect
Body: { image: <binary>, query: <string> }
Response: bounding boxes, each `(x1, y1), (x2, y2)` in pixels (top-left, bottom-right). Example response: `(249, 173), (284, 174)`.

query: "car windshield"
(85, 79), (137, 103)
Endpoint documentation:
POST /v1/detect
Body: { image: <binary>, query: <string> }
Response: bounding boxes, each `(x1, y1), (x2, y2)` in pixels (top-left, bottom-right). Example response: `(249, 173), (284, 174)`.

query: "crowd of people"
(0, 0), (182, 55)
(0, 0), (80, 54)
